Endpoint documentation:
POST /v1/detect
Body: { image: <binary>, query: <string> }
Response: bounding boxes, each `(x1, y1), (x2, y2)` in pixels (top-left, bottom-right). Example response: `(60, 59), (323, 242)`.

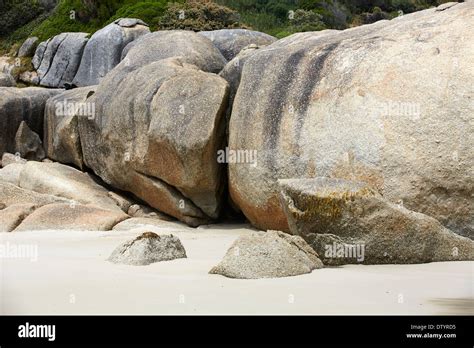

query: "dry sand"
(1, 221), (473, 315)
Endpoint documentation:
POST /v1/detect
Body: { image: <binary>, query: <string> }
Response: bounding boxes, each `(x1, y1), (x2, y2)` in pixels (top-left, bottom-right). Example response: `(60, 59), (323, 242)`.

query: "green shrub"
(107, 0), (170, 27)
(158, 0), (242, 31)
(0, 0), (45, 37)
(289, 9), (326, 31)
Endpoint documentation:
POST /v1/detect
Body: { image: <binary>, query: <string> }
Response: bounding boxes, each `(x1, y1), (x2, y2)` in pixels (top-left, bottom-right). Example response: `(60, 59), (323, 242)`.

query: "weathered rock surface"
(44, 86), (97, 168)
(279, 178), (474, 264)
(0, 182), (68, 207)
(199, 29), (276, 61)
(0, 87), (62, 156)
(0, 163), (25, 185)
(78, 57), (229, 226)
(219, 44), (260, 103)
(228, 3), (474, 236)
(14, 203), (128, 231)
(0, 72), (15, 87)
(35, 32), (88, 88)
(18, 161), (126, 213)
(13, 121), (45, 161)
(72, 18), (149, 86)
(18, 37), (39, 58)
(219, 44), (261, 136)
(209, 230), (323, 279)
(119, 30), (226, 73)
(0, 203), (36, 232)
(108, 231), (187, 265)
(32, 41), (48, 70)
(1, 153), (27, 167)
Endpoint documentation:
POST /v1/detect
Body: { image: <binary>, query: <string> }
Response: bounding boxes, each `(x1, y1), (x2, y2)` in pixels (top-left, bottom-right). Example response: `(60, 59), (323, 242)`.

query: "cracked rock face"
(76, 31), (228, 227)
(228, 2), (474, 237)
(209, 230), (323, 279)
(72, 18), (150, 87)
(107, 232), (187, 266)
(279, 178), (474, 265)
(34, 32), (89, 88)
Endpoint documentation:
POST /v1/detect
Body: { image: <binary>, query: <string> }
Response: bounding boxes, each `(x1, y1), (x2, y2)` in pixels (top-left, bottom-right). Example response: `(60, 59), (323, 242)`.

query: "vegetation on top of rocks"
(158, 0), (243, 30)
(217, 0), (458, 37)
(0, 0), (460, 54)
(107, 0), (170, 27)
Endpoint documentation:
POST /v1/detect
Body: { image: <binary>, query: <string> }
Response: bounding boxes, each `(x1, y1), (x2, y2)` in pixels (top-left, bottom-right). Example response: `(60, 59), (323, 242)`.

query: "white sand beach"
(1, 222), (473, 315)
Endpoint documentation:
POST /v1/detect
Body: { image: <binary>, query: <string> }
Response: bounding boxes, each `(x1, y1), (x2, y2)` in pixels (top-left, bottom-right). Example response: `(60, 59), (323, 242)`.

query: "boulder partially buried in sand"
(14, 203), (128, 231)
(107, 232), (187, 266)
(209, 230), (323, 279)
(279, 178), (474, 265)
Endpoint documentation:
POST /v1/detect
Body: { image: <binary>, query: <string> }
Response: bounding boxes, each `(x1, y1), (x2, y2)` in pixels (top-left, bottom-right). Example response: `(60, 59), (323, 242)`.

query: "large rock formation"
(79, 54), (229, 226)
(210, 230), (323, 279)
(279, 178), (474, 264)
(199, 29), (276, 60)
(73, 18), (150, 86)
(0, 87), (62, 156)
(33, 32), (88, 88)
(44, 86), (97, 168)
(228, 2), (474, 237)
(108, 231), (187, 265)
